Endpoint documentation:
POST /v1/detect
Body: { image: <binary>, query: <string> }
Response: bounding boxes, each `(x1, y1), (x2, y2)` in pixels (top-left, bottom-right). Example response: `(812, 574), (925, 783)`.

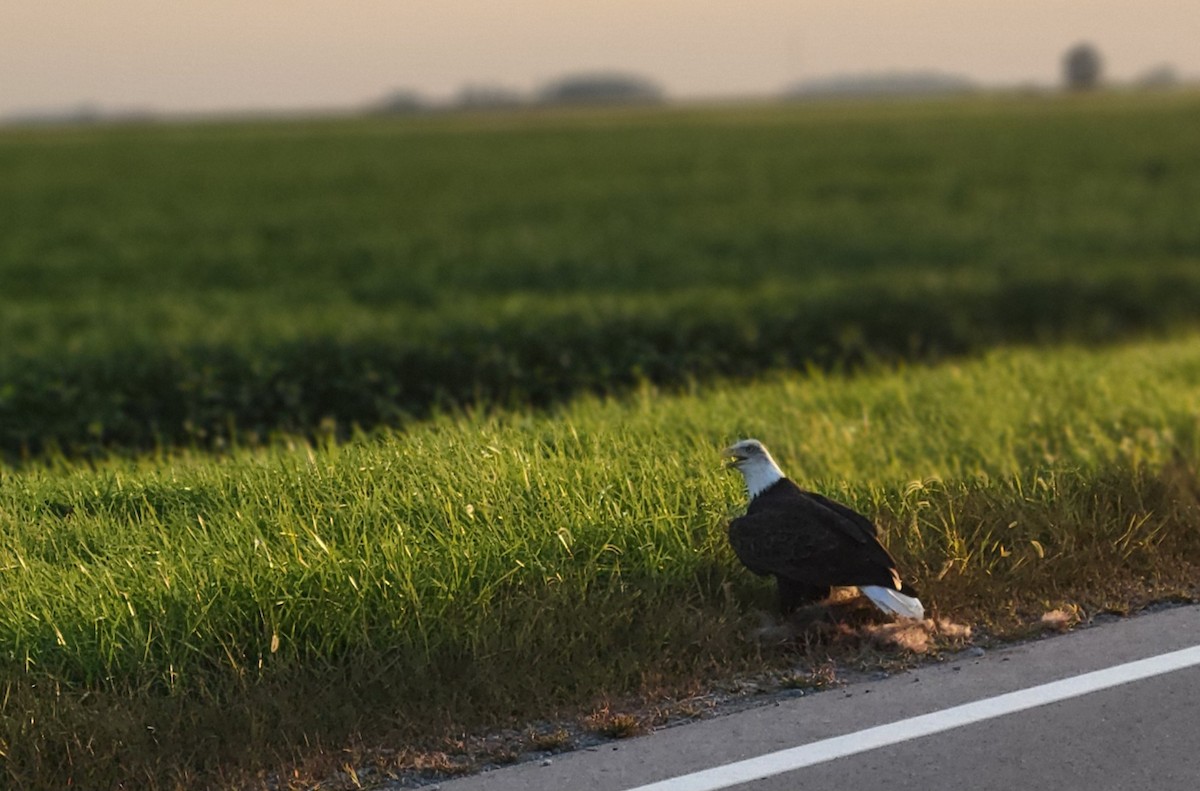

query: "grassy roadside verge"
(3, 336), (1200, 788)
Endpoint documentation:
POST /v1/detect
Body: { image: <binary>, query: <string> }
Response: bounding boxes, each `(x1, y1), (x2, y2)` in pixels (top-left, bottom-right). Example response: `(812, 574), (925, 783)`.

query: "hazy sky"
(2, 0), (1198, 116)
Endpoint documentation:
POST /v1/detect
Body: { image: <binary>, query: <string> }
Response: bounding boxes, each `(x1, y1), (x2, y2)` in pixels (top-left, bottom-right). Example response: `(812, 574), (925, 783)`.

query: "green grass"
(5, 92), (1200, 787)
(3, 335), (1200, 788)
(4, 92), (1200, 456)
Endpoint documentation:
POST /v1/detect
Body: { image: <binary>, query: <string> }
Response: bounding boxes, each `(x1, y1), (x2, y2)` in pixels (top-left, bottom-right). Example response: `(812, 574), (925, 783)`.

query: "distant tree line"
(371, 43), (1185, 117)
(785, 71), (977, 99)
(371, 72), (663, 115)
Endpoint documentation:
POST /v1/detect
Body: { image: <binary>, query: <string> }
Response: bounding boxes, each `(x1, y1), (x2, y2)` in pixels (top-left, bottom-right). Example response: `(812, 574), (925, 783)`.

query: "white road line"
(625, 644), (1200, 791)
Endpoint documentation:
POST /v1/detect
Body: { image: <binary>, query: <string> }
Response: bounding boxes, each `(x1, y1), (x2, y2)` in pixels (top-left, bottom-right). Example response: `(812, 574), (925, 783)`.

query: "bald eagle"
(723, 439), (924, 620)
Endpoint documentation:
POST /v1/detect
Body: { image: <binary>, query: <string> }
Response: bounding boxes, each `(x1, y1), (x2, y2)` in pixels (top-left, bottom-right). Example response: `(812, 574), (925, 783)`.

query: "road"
(439, 603), (1200, 791)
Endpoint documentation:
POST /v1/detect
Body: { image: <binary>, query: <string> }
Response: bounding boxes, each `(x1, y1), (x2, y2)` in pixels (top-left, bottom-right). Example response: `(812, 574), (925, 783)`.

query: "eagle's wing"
(799, 491), (880, 541)
(728, 508), (830, 578)
(728, 492), (900, 590)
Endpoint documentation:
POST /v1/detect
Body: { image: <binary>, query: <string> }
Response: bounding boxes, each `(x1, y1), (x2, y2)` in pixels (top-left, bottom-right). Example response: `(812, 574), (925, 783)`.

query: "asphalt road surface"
(440, 603), (1200, 791)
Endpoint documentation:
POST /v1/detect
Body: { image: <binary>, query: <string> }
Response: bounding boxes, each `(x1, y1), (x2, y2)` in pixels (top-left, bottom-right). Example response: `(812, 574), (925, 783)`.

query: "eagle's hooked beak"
(722, 445), (747, 469)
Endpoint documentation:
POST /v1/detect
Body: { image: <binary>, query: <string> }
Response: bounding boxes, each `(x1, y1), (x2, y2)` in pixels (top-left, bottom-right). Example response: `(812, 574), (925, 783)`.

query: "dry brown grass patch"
(584, 706), (648, 739)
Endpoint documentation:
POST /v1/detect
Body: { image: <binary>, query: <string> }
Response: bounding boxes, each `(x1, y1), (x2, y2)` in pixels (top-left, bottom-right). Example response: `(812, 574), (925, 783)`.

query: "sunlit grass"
(2, 336), (1199, 787)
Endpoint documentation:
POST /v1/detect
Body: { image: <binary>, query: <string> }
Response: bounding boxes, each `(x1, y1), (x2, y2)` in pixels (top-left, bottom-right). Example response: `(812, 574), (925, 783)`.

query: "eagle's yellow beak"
(722, 445), (746, 468)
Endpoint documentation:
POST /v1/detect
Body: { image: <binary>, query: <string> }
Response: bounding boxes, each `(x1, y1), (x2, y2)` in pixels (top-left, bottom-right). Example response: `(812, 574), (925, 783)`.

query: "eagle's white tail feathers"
(861, 586), (925, 620)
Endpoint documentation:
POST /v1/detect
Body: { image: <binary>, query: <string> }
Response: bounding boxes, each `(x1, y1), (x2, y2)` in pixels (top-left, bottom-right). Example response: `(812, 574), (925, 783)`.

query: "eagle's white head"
(723, 438), (785, 499)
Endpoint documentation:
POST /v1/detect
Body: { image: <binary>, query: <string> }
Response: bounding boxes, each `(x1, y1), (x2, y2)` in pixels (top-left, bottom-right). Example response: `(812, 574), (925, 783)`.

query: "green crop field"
(3, 92), (1200, 457)
(2, 93), (1200, 789)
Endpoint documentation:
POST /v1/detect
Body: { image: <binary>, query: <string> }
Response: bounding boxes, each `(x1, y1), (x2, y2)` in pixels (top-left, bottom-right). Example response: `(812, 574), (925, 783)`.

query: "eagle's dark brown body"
(727, 477), (920, 613)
